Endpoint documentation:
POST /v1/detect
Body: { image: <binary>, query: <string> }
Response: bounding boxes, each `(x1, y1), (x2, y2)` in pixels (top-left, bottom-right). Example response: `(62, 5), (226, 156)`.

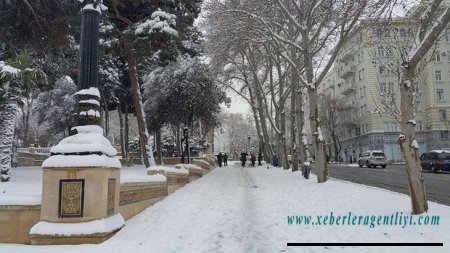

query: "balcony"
(338, 65), (356, 79)
(341, 82), (357, 95)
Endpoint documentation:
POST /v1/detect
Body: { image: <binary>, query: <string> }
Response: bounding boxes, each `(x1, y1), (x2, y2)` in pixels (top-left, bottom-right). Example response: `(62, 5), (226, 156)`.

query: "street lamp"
(247, 136), (251, 153)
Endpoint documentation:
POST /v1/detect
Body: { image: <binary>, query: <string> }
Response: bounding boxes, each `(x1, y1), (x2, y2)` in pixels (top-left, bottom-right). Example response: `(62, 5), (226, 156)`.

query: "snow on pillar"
(30, 1), (124, 245)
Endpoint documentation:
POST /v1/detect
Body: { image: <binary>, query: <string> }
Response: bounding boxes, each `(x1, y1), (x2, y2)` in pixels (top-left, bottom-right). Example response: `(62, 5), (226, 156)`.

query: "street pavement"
(312, 163), (450, 206)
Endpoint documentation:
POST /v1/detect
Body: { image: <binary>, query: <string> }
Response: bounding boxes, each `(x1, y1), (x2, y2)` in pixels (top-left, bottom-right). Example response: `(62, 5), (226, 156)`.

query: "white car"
(358, 150), (387, 168)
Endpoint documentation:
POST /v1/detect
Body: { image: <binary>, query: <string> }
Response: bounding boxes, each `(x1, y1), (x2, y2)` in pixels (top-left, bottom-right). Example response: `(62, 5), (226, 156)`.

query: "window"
(433, 51), (441, 61)
(439, 109), (447, 120)
(384, 28), (390, 38)
(400, 28), (406, 37)
(356, 127), (361, 136)
(380, 82), (387, 93)
(441, 130), (449, 139)
(360, 88), (363, 98)
(384, 121), (389, 131)
(363, 104), (367, 114)
(386, 47), (393, 57)
(388, 82), (394, 93)
(415, 121), (423, 132)
(375, 28), (383, 39)
(435, 70), (442, 81)
(437, 89), (444, 101)
(363, 86), (366, 97)
(377, 47), (385, 57)
(446, 30), (450, 42)
(359, 69), (365, 80)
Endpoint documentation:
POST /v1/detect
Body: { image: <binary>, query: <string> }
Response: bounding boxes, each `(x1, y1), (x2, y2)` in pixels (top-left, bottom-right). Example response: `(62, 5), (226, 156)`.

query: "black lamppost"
(247, 136), (251, 153)
(74, 0), (102, 129)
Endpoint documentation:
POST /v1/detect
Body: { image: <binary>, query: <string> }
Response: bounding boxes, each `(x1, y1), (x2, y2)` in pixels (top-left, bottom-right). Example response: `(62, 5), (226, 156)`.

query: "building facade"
(320, 18), (450, 162)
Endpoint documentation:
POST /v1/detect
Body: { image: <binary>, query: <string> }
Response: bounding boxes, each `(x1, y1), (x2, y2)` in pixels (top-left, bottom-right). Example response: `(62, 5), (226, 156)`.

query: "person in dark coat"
(240, 152), (248, 167)
(250, 153), (256, 166)
(217, 152), (223, 167)
(223, 153), (228, 166)
(272, 154), (280, 167)
(257, 151), (263, 166)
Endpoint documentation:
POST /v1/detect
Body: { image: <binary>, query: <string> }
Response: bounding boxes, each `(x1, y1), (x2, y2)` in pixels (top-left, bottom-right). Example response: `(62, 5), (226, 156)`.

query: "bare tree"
(319, 94), (356, 162)
(397, 0), (450, 214)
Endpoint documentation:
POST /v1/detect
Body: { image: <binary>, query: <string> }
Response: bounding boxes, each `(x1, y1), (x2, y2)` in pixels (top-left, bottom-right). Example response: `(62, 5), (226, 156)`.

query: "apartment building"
(320, 18), (450, 162)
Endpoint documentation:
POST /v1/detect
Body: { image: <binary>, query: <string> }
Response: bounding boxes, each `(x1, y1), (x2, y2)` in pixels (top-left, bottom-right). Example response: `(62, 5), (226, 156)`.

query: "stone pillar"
(30, 1), (124, 245)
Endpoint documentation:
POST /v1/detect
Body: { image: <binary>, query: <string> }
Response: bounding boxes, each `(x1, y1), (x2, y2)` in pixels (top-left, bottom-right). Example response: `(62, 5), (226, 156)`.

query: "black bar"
(287, 243), (443, 247)
(78, 8), (100, 90)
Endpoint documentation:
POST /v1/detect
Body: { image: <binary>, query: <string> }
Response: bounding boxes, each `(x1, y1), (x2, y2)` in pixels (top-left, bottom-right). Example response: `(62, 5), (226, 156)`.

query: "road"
(313, 163), (450, 206)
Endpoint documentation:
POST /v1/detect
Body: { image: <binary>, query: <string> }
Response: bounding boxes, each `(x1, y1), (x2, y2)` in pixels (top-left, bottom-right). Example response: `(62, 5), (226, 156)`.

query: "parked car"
(420, 150), (450, 173)
(358, 150), (387, 168)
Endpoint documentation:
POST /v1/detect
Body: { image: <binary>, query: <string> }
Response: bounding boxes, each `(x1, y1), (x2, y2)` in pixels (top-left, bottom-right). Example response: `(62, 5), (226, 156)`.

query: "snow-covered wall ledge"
(119, 177), (168, 220)
(147, 166), (190, 194)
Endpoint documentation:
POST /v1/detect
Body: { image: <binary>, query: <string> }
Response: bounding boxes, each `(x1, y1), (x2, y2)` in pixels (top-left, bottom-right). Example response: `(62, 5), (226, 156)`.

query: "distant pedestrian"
(257, 151), (263, 166)
(250, 153), (256, 167)
(217, 152), (223, 167)
(240, 152), (248, 167)
(272, 154), (280, 167)
(223, 153), (228, 166)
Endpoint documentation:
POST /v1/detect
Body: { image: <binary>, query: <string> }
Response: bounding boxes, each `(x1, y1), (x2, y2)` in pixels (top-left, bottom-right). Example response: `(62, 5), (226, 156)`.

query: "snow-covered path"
(1, 163), (450, 253)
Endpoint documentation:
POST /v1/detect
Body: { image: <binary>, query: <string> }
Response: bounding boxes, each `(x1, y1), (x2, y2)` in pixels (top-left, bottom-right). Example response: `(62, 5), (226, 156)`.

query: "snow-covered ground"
(1, 164), (449, 252)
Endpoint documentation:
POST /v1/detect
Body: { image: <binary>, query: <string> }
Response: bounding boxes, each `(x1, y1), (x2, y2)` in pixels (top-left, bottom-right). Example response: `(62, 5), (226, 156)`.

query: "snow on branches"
(135, 9), (178, 36)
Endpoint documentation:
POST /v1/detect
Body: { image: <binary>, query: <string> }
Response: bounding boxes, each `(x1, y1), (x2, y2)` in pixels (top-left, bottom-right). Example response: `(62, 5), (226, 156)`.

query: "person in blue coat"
(272, 154), (280, 167)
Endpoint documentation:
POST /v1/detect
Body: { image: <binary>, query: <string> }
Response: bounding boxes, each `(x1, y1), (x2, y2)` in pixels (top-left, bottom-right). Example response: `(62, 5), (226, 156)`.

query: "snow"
(0, 65), (21, 75)
(135, 9), (178, 36)
(71, 125), (103, 135)
(303, 161), (311, 166)
(121, 165), (166, 184)
(50, 132), (117, 156)
(0, 167), (42, 205)
(404, 80), (412, 88)
(82, 2), (108, 15)
(408, 119), (416, 125)
(30, 213), (124, 236)
(43, 155), (121, 169)
(147, 166), (189, 175)
(411, 139), (419, 149)
(79, 99), (100, 106)
(74, 87), (101, 98)
(1, 165), (449, 252)
(317, 126), (324, 141)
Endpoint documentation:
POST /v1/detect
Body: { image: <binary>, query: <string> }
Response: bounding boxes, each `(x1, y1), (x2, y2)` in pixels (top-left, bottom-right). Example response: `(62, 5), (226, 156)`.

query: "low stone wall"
(148, 170), (189, 194)
(192, 159), (213, 174)
(119, 181), (168, 220)
(0, 205), (40, 244)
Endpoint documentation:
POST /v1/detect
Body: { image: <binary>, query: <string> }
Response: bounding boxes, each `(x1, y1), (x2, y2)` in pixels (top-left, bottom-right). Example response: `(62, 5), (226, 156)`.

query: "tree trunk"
(297, 91), (308, 175)
(303, 33), (328, 182)
(0, 80), (20, 182)
(121, 36), (155, 167)
(398, 67), (428, 214)
(118, 102), (126, 160)
(291, 72), (299, 172)
(156, 128), (164, 165)
(124, 105), (131, 165)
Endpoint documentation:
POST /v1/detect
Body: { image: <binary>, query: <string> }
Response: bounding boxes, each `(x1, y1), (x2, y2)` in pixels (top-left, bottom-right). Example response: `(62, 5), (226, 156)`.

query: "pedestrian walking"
(250, 153), (256, 167)
(257, 151), (263, 166)
(223, 153), (228, 166)
(272, 154), (280, 167)
(217, 152), (223, 167)
(240, 152), (247, 167)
